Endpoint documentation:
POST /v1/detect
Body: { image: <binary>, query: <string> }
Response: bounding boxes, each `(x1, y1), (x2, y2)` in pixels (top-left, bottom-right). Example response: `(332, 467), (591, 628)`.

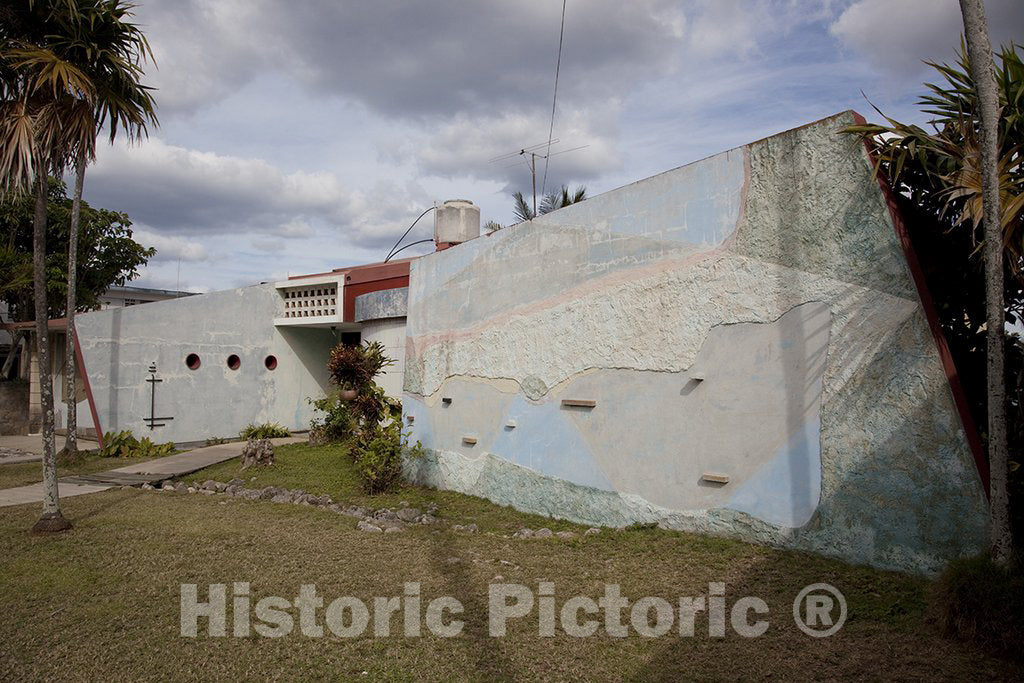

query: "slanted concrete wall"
(76, 284), (334, 444)
(402, 111), (989, 575)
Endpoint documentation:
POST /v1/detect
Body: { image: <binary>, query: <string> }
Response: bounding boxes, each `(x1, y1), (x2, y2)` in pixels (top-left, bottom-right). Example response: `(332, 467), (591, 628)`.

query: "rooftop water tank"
(433, 199), (480, 248)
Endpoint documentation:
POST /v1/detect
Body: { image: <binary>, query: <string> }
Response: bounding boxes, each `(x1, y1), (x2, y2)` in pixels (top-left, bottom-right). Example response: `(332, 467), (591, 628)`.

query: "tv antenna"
(489, 140), (589, 217)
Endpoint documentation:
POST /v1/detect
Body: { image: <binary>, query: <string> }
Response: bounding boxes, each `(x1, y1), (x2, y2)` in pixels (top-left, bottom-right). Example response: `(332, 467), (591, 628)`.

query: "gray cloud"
(86, 138), (434, 253)
(138, 0), (685, 120)
(831, 0), (1024, 79)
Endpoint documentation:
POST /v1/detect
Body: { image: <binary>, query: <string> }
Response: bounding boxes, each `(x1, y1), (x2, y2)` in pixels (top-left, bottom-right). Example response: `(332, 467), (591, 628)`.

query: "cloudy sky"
(80, 0), (1024, 293)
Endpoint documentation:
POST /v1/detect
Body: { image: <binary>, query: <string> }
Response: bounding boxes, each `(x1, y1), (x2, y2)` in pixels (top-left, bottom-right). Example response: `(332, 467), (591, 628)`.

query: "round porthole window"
(185, 353), (201, 370)
(265, 355), (278, 370)
(227, 354), (241, 370)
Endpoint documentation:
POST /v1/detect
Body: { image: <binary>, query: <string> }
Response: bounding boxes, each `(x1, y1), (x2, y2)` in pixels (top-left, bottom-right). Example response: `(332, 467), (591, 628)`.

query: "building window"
(265, 355), (278, 371)
(227, 354), (241, 370)
(186, 354), (201, 370)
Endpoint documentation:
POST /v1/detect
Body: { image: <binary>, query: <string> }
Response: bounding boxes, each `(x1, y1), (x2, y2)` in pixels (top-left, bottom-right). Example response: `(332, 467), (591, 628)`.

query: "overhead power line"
(541, 0), (568, 198)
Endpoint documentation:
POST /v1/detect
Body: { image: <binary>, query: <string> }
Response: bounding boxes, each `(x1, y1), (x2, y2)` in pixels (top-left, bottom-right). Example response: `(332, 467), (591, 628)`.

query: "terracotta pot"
(338, 388), (358, 401)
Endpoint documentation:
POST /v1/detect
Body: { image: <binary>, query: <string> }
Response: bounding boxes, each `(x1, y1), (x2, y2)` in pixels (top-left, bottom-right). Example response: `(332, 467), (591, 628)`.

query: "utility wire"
(387, 238), (434, 260)
(540, 0), (567, 199)
(384, 206), (435, 262)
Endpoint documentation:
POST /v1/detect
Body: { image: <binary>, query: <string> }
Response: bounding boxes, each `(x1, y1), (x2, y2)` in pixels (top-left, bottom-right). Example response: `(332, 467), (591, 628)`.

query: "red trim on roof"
(287, 256), (417, 283)
(854, 111), (989, 497)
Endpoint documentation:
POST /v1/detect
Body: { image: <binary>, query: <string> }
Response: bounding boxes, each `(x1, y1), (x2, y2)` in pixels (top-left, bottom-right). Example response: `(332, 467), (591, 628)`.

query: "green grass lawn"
(185, 442), (587, 534)
(1, 442), (1019, 680)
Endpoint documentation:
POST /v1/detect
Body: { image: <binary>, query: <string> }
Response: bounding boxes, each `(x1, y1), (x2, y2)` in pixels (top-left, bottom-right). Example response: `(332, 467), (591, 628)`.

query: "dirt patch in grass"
(1, 443), (1020, 680)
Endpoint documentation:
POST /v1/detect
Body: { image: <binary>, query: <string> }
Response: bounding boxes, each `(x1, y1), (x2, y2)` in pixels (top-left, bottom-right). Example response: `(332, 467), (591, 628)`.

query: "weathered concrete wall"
(361, 319), (407, 399)
(76, 284), (334, 444)
(354, 287), (408, 323)
(355, 288), (408, 399)
(402, 111), (989, 575)
(0, 381), (29, 435)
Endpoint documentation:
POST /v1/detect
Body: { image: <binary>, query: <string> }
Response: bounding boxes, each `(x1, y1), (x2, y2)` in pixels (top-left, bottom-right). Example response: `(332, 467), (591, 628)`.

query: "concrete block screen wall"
(76, 283), (335, 444)
(401, 111), (989, 575)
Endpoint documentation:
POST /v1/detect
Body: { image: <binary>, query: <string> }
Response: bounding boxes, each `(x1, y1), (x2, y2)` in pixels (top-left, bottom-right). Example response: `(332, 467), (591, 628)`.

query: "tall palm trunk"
(960, 0), (1012, 565)
(63, 153), (86, 458)
(30, 173), (71, 532)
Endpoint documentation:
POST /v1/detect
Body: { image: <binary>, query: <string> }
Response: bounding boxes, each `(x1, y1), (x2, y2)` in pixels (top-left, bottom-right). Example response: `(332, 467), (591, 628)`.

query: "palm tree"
(960, 0), (1013, 566)
(1, 1), (92, 532)
(512, 184), (587, 222)
(0, 0), (155, 531)
(50, 0), (157, 458)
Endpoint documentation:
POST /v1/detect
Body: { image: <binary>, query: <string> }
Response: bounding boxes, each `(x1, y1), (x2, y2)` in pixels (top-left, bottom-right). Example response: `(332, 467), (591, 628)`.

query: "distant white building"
(98, 285), (197, 309)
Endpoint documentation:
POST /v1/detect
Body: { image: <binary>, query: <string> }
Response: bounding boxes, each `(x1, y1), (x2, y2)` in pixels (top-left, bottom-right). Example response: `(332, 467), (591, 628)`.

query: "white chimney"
(433, 199), (480, 250)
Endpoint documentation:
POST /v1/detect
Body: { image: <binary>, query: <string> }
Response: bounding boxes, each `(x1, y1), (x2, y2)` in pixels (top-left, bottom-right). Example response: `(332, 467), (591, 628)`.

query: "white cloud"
(133, 229), (208, 262)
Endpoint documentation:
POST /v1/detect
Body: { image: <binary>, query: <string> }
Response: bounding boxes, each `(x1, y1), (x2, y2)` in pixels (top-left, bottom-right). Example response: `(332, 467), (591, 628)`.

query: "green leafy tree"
(846, 38), (1022, 563)
(0, 177), (154, 320)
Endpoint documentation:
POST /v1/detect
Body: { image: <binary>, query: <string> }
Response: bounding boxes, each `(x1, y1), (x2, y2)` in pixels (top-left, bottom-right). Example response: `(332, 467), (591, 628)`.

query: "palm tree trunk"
(30, 174), (71, 533)
(960, 0), (1012, 565)
(63, 153), (85, 458)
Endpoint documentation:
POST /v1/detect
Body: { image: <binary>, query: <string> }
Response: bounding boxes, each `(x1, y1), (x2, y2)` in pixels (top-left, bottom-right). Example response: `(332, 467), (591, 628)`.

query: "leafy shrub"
(327, 341), (395, 390)
(308, 393), (356, 445)
(931, 554), (1024, 659)
(349, 384), (402, 433)
(311, 342), (401, 442)
(238, 422), (291, 440)
(352, 420), (423, 494)
(203, 436), (227, 446)
(99, 430), (174, 458)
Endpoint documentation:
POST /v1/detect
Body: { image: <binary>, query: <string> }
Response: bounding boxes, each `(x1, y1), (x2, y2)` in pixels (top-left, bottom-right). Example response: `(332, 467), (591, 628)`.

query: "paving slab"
(0, 480), (113, 507)
(0, 435), (306, 508)
(0, 434), (101, 464)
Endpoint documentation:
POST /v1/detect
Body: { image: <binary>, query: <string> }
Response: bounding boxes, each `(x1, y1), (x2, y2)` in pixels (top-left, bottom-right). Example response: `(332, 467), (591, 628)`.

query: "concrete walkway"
(0, 434), (101, 464)
(0, 436), (305, 508)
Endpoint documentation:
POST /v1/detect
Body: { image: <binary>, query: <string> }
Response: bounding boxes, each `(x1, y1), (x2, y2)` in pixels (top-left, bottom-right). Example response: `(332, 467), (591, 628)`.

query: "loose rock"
(357, 520), (383, 533)
(584, 528), (601, 536)
(533, 528), (553, 539)
(240, 438), (274, 469)
(397, 508), (421, 523)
